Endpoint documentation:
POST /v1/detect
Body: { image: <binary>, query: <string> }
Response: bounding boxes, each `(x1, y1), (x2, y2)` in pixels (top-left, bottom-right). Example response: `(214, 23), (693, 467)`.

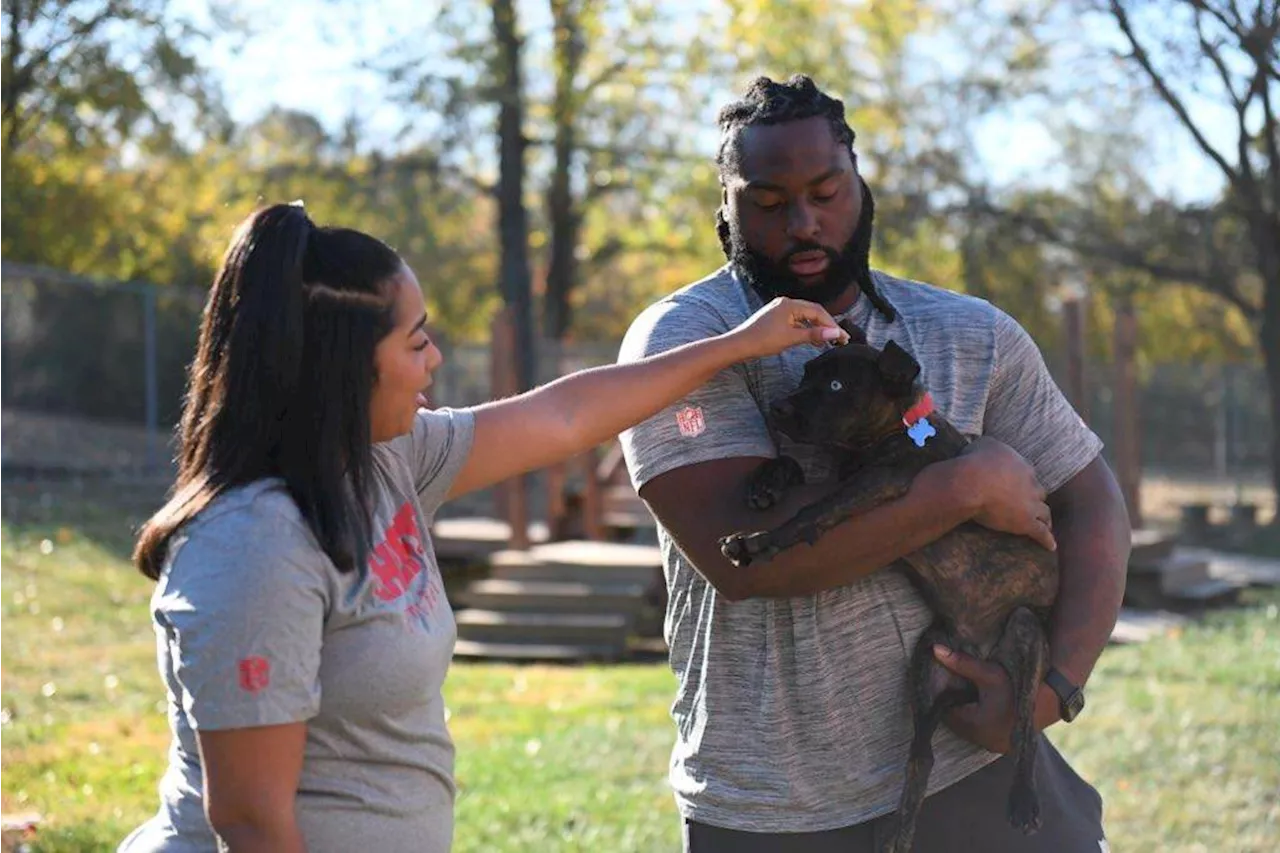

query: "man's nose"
(786, 202), (820, 242)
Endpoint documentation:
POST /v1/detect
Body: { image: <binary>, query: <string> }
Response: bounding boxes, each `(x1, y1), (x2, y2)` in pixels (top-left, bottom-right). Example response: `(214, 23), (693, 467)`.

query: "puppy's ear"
(838, 318), (866, 345)
(877, 340), (920, 392)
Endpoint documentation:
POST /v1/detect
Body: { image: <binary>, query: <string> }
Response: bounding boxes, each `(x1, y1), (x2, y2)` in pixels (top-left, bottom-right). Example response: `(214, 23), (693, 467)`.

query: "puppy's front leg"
(745, 456), (805, 510)
(720, 466), (915, 566)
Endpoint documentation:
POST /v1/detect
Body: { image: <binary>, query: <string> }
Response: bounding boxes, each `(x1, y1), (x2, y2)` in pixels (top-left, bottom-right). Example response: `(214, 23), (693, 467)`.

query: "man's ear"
(877, 340), (920, 392)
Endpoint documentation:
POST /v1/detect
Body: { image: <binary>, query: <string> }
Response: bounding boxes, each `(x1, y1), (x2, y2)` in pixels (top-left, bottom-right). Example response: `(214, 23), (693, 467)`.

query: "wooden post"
(1112, 293), (1143, 529)
(1062, 296), (1089, 422)
(581, 448), (605, 541)
(490, 308), (529, 549)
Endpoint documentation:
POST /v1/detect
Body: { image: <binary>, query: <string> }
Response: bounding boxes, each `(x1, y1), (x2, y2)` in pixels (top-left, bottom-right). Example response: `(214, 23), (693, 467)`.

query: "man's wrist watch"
(1044, 668), (1086, 722)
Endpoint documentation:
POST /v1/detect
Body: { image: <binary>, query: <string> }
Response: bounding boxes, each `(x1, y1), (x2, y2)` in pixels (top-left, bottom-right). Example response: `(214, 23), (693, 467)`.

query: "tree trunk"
(3, 0), (26, 155)
(492, 0), (536, 391)
(544, 0), (585, 341)
(1258, 251), (1280, 517)
(1062, 296), (1089, 422)
(1112, 290), (1142, 528)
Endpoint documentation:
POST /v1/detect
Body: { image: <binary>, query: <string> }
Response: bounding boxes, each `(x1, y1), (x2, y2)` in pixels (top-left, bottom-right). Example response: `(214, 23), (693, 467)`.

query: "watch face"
(1064, 691), (1085, 722)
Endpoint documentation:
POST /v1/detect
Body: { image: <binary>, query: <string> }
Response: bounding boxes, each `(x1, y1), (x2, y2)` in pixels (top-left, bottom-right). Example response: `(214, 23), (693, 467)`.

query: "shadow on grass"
(1, 479), (168, 562)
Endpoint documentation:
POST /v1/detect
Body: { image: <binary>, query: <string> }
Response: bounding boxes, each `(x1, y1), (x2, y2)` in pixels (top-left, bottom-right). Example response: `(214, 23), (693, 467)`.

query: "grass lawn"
(2, 485), (1278, 852)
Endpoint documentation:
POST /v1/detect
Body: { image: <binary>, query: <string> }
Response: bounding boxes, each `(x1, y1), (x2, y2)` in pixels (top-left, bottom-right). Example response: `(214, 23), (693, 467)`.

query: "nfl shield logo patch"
(675, 406), (706, 437)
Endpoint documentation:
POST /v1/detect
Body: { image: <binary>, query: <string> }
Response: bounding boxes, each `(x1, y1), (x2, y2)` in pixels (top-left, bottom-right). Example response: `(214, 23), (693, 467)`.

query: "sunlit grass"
(3, 487), (1277, 851)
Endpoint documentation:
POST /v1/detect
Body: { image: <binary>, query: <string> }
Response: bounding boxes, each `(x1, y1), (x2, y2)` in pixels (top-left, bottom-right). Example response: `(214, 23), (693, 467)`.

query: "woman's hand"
(728, 297), (850, 358)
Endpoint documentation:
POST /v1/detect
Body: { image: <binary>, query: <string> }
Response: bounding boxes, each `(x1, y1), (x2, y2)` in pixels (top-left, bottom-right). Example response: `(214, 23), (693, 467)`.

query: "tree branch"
(1108, 0), (1242, 189)
(963, 198), (1261, 317)
(1187, 0), (1247, 40)
(1194, 8), (1246, 113)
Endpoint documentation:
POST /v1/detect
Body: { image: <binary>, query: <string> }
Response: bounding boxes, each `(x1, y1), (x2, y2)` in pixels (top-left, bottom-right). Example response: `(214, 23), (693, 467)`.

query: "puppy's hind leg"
(883, 623), (979, 853)
(993, 607), (1050, 834)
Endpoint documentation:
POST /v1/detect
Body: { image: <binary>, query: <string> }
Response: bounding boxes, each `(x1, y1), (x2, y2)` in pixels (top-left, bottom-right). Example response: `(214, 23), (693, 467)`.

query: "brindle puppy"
(719, 326), (1058, 853)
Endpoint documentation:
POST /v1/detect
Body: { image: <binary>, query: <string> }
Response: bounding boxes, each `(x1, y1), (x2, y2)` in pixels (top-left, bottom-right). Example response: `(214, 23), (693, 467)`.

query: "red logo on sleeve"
(238, 656), (271, 693)
(675, 406), (706, 437)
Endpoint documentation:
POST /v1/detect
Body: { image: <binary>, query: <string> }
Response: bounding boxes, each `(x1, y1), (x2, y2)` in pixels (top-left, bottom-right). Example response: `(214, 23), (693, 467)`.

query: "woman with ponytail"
(119, 203), (847, 853)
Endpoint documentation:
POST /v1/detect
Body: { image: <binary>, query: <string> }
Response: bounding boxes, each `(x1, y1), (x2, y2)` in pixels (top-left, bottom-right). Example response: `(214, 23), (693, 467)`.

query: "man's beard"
(723, 180), (876, 309)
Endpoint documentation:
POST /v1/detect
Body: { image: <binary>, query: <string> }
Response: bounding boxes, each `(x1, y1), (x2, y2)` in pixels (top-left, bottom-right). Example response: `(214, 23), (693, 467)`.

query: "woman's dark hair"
(134, 203), (404, 580)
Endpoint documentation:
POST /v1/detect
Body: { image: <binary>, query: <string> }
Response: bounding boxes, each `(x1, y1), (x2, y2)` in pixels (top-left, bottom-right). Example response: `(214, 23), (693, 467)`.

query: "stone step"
(454, 578), (649, 614)
(453, 639), (625, 662)
(454, 608), (633, 645)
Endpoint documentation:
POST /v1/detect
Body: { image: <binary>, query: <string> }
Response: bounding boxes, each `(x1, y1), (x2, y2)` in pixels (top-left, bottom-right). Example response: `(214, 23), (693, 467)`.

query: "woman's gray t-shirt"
(120, 408), (474, 853)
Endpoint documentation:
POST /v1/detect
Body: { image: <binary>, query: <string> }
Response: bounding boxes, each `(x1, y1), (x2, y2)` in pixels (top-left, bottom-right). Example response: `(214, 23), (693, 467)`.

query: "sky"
(180, 0), (1232, 204)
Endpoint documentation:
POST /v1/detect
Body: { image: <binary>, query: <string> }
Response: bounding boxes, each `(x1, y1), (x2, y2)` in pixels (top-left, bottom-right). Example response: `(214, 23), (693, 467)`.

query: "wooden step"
(431, 517), (550, 563)
(1167, 578), (1243, 606)
(454, 608), (633, 645)
(1180, 547), (1280, 587)
(1124, 573), (1245, 611)
(1127, 551), (1215, 594)
(489, 541), (662, 585)
(1129, 529), (1178, 567)
(454, 578), (649, 614)
(453, 639), (625, 662)
(1108, 608), (1187, 645)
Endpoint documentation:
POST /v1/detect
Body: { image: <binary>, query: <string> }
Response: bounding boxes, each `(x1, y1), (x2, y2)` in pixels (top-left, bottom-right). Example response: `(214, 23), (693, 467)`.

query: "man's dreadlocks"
(713, 74), (894, 321)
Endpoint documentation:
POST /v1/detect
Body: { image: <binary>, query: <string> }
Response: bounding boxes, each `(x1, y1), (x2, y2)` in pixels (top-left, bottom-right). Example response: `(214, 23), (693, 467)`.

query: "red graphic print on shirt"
(368, 502), (427, 602)
(238, 656), (271, 692)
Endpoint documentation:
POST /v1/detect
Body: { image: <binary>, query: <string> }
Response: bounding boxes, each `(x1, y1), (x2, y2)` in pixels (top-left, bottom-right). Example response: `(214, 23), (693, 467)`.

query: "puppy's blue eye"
(829, 380), (843, 392)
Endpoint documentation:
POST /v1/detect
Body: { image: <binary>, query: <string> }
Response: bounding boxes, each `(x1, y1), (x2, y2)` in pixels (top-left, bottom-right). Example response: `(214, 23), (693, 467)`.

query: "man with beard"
(617, 75), (1130, 852)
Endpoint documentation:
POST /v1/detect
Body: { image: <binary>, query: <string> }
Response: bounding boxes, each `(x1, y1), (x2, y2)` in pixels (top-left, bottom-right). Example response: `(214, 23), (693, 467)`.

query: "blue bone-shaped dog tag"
(906, 419), (936, 448)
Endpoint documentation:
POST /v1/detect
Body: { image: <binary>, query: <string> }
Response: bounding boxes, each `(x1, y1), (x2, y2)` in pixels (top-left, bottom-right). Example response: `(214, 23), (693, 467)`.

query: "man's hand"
(957, 438), (1056, 552)
(932, 645), (1062, 755)
(932, 645), (1016, 754)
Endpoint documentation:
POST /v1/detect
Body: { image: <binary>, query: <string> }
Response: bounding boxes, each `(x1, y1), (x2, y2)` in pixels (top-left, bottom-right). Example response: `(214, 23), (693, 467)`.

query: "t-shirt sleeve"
(402, 407), (477, 519)
(155, 502), (329, 731)
(618, 298), (775, 491)
(981, 308), (1104, 493)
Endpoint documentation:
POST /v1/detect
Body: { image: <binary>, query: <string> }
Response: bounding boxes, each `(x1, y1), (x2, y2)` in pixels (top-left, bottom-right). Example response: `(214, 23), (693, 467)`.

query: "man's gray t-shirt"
(119, 408), (474, 853)
(618, 267), (1102, 833)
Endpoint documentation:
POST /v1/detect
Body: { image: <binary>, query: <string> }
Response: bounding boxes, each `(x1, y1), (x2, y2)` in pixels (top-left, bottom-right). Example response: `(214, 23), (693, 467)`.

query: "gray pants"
(683, 739), (1107, 853)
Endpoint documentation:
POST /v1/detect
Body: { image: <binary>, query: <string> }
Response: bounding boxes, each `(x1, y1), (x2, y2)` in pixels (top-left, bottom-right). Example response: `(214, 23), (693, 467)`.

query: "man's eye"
(813, 191), (837, 203)
(829, 380), (843, 391)
(414, 336), (432, 352)
(755, 199), (783, 212)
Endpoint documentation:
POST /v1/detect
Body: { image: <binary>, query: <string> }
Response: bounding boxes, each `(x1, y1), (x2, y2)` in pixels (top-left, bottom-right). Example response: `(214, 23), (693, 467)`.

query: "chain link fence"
(2, 262), (1274, 498)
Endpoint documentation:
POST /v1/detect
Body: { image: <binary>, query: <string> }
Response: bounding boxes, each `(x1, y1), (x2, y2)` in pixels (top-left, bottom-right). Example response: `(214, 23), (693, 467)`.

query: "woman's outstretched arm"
(447, 297), (845, 500)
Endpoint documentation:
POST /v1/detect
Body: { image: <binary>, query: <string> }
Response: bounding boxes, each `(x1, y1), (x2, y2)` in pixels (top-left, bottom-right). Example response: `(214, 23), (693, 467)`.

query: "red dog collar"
(902, 393), (935, 427)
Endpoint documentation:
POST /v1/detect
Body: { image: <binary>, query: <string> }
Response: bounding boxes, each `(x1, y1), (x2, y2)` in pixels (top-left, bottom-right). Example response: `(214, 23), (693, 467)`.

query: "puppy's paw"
(719, 531), (776, 567)
(745, 457), (804, 511)
(746, 482), (781, 511)
(1007, 785), (1041, 835)
(719, 533), (754, 567)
